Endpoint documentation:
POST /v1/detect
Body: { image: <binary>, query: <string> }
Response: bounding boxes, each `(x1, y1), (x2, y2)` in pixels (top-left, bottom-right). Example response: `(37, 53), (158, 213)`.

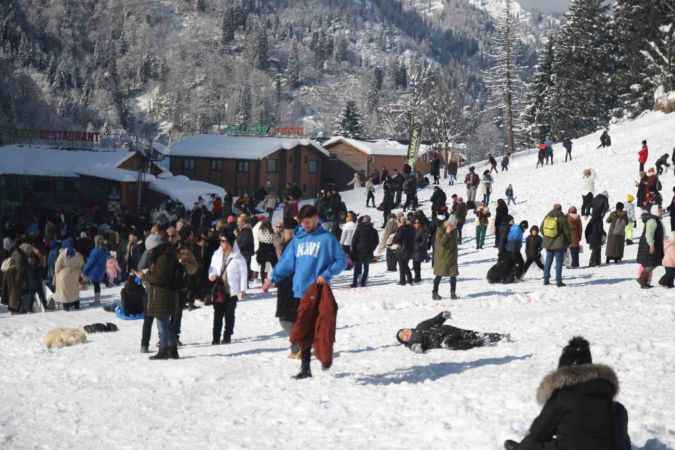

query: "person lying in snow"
(396, 312), (507, 353)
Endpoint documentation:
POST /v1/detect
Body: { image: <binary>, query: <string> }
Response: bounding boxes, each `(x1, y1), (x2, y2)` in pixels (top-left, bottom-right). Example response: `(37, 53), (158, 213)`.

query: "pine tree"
(548, 0), (613, 139)
(398, 63), (408, 89)
(388, 58), (400, 88)
(222, 8), (235, 45)
(613, 0), (673, 116)
(237, 85), (252, 127)
(335, 37), (349, 63)
(642, 23), (675, 95)
(256, 27), (269, 70)
(288, 42), (300, 88)
(521, 38), (555, 145)
(335, 100), (365, 139)
(483, 0), (524, 153)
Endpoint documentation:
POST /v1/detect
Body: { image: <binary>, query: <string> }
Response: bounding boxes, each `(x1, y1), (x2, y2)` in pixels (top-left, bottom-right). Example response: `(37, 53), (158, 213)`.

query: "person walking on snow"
(586, 191), (609, 267)
(606, 203), (627, 264)
(464, 167), (480, 206)
(638, 140), (649, 173)
(431, 213), (459, 300)
(481, 170), (494, 205)
(396, 312), (507, 354)
(581, 169), (596, 217)
(545, 137), (554, 165)
(636, 205), (665, 289)
(430, 155), (441, 185)
(350, 215), (379, 288)
(264, 205), (346, 379)
(489, 154), (499, 174)
(541, 204), (572, 287)
(208, 231), (248, 345)
(563, 137), (573, 162)
(506, 184), (516, 206)
(474, 202), (491, 250)
(567, 207), (583, 268)
(365, 177), (376, 208)
(501, 155), (510, 172)
(625, 194), (637, 245)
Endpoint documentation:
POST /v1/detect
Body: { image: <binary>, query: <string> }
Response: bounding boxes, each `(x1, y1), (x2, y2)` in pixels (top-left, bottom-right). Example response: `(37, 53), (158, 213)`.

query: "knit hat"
(396, 329), (409, 345)
(626, 194), (635, 203)
(558, 336), (592, 368)
(62, 239), (75, 257)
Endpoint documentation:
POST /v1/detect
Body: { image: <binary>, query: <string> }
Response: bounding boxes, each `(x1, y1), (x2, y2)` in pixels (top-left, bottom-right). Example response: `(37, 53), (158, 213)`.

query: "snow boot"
(222, 335), (232, 344)
(432, 291), (442, 301)
(168, 345), (179, 360)
(140, 345), (150, 354)
(637, 271), (651, 289)
(149, 348), (169, 360)
(293, 370), (312, 380)
(294, 349), (312, 379)
(212, 338), (220, 345)
(450, 291), (458, 300)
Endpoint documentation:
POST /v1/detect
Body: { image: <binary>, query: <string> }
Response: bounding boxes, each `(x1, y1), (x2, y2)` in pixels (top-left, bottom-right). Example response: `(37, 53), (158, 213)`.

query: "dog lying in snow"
(42, 327), (87, 349)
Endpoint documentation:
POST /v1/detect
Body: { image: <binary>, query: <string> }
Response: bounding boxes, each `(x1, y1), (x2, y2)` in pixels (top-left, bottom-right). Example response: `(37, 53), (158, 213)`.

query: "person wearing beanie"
(606, 202), (627, 264)
(504, 337), (631, 450)
(396, 311), (506, 354)
(208, 231), (248, 345)
(541, 204), (571, 287)
(53, 239), (85, 311)
(637, 205), (665, 289)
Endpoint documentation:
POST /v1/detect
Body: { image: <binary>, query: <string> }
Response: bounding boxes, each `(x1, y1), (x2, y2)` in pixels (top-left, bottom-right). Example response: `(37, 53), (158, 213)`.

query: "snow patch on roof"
(150, 174), (225, 208)
(324, 136), (432, 157)
(170, 135), (329, 159)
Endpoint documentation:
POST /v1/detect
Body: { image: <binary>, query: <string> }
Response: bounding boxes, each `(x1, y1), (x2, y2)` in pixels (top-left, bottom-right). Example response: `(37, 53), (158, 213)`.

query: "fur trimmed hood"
(536, 364), (619, 405)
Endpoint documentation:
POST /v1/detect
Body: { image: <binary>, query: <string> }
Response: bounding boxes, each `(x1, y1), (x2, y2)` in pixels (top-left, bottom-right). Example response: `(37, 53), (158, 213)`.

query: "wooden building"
(169, 136), (329, 197)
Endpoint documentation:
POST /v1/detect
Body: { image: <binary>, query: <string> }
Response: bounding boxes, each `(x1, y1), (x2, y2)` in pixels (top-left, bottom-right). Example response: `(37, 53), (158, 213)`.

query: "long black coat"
(518, 364), (630, 450)
(585, 218), (605, 248)
(495, 203), (510, 228)
(412, 227), (429, 263)
(406, 313), (504, 353)
(430, 188), (447, 210)
(392, 224), (415, 260)
(236, 227), (254, 258)
(276, 241), (297, 322)
(350, 222), (379, 262)
(591, 194), (609, 221)
(637, 214), (665, 268)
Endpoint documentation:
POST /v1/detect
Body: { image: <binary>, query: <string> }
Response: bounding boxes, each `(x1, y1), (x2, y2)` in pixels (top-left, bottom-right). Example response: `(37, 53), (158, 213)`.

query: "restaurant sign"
(220, 124), (304, 137)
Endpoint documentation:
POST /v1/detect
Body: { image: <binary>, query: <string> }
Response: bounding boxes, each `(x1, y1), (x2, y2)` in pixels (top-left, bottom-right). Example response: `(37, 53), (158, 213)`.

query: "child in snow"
(504, 337), (631, 450)
(625, 194), (637, 245)
(396, 312), (507, 354)
(106, 251), (121, 286)
(521, 226), (544, 277)
(506, 184), (516, 206)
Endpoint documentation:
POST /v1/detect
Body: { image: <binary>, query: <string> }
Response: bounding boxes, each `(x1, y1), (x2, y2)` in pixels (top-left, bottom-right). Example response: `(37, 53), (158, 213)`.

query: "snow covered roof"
(150, 174), (225, 208)
(169, 135), (329, 160)
(324, 137), (432, 157)
(0, 145), (139, 178)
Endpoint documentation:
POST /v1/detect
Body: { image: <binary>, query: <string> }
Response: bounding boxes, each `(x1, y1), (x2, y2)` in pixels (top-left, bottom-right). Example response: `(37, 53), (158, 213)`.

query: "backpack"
(542, 216), (559, 239)
(613, 217), (627, 236)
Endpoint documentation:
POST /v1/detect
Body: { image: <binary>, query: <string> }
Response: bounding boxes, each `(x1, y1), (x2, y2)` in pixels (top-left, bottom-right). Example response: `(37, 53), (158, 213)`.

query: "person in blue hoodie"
(83, 235), (108, 305)
(503, 221), (528, 280)
(263, 204), (346, 380)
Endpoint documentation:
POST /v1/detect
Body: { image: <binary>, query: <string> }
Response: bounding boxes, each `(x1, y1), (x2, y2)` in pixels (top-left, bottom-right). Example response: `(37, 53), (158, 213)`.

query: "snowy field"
(2, 111), (675, 450)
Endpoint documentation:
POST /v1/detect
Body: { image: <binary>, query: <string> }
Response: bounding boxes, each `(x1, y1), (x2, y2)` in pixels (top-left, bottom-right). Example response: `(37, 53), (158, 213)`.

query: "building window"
(236, 161), (249, 173)
(267, 159), (278, 173)
(210, 159), (223, 172)
(308, 159), (318, 174)
(183, 159), (195, 173)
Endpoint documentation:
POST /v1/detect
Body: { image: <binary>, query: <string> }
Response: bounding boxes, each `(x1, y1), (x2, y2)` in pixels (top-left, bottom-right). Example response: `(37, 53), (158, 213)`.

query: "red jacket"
(290, 283), (338, 369)
(639, 145), (649, 164)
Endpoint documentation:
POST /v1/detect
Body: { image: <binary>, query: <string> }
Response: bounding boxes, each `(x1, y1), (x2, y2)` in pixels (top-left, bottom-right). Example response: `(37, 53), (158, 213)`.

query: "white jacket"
(208, 247), (248, 299)
(340, 221), (357, 246)
(582, 170), (596, 194)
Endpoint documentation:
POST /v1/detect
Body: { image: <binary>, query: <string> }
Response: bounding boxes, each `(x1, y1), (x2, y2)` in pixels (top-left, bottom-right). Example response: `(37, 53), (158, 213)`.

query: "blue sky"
(519, 0), (569, 13)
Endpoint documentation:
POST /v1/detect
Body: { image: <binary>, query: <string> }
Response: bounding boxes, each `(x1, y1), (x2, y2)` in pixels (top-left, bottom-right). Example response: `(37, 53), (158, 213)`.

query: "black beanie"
(558, 336), (592, 368)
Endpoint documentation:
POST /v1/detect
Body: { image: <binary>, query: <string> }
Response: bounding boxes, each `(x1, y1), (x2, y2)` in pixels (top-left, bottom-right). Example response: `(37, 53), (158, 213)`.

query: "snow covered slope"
(1, 112), (674, 449)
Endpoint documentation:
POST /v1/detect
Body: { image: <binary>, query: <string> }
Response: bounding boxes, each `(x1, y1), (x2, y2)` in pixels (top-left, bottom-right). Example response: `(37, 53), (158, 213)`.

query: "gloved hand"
(442, 311), (452, 320)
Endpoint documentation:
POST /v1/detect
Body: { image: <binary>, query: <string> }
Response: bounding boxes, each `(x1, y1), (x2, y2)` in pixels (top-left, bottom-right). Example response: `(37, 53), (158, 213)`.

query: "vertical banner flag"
(407, 124), (423, 169)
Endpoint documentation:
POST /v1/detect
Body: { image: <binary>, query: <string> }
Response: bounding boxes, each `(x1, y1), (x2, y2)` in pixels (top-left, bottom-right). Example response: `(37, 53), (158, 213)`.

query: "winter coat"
(638, 145), (648, 164)
(339, 221), (357, 247)
(271, 225), (346, 299)
(453, 202), (468, 225)
(525, 235), (543, 259)
(432, 223), (459, 277)
(480, 174), (493, 195)
(290, 283), (338, 369)
(406, 313), (504, 354)
(430, 188), (447, 210)
(541, 209), (572, 251)
(567, 214), (583, 248)
(585, 218), (605, 248)
(236, 226), (254, 258)
(392, 224), (416, 260)
(606, 211), (627, 260)
(275, 241), (297, 322)
(83, 247), (108, 283)
(412, 227), (430, 263)
(402, 175), (417, 194)
(495, 203), (510, 228)
(592, 194), (609, 221)
(207, 246), (248, 298)
(465, 172), (480, 188)
(518, 364), (630, 450)
(637, 214), (665, 268)
(351, 222), (379, 262)
(505, 224), (525, 254)
(392, 174), (405, 192)
(431, 158), (441, 176)
(53, 250), (85, 304)
(377, 217), (398, 255)
(1, 249), (28, 311)
(475, 206), (491, 226)
(582, 170), (596, 194)
(663, 238), (675, 268)
(126, 242), (145, 273)
(121, 278), (145, 315)
(448, 162), (458, 176)
(145, 243), (180, 318)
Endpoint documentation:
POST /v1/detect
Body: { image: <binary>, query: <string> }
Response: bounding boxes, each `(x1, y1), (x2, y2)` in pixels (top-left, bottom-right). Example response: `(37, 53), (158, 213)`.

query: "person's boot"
(212, 338), (220, 345)
(168, 345), (179, 360)
(93, 292), (101, 305)
(149, 347), (169, 360)
(140, 344), (150, 354)
(432, 291), (442, 301)
(450, 290), (458, 300)
(637, 271), (651, 289)
(294, 350), (312, 379)
(222, 334), (232, 344)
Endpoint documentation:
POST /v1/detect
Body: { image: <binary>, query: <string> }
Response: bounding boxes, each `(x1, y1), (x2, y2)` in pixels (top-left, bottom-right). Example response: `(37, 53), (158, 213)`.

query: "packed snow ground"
(2, 112), (675, 450)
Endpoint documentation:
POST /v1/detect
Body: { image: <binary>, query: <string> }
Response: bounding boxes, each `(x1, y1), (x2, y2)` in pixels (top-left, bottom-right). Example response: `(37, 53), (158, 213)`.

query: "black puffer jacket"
(518, 364), (631, 450)
(392, 223), (415, 260)
(412, 227), (429, 263)
(350, 222), (379, 262)
(406, 313), (504, 353)
(637, 213), (665, 268)
(236, 226), (254, 257)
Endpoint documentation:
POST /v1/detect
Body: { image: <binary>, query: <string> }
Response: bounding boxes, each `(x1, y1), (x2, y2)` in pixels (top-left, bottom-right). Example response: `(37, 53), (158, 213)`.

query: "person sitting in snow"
(504, 336), (631, 450)
(396, 312), (507, 354)
(655, 153), (671, 175)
